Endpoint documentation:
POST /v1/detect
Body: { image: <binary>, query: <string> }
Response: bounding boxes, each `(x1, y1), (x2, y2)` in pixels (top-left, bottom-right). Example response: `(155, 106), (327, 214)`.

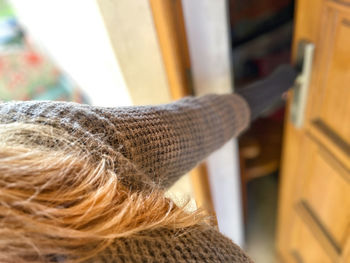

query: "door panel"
(314, 13), (350, 143)
(291, 216), (333, 263)
(295, 136), (350, 260)
(302, 149), (350, 249)
(306, 1), (350, 170)
(277, 0), (350, 262)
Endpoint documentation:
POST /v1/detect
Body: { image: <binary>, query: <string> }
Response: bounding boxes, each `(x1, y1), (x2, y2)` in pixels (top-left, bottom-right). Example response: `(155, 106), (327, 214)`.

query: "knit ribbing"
(236, 64), (297, 121)
(93, 227), (253, 263)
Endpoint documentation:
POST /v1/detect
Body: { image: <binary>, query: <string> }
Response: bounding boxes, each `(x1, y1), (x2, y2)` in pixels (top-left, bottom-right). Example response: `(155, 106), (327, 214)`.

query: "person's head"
(0, 123), (205, 262)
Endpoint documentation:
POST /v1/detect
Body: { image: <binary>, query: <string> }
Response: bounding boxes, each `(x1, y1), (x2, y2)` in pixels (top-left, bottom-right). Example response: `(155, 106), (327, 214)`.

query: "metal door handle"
(290, 40), (315, 128)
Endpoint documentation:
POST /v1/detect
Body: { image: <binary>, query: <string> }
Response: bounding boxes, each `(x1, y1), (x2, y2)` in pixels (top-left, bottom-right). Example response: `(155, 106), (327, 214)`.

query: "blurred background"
(2, 1), (349, 263)
(230, 0), (293, 262)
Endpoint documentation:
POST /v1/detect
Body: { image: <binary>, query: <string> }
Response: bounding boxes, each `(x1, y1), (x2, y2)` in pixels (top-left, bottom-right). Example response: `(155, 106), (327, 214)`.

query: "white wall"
(9, 0), (132, 107)
(182, 0), (244, 246)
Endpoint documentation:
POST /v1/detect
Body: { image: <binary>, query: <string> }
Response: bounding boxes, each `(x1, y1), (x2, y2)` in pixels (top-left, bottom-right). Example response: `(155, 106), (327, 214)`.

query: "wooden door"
(276, 0), (350, 262)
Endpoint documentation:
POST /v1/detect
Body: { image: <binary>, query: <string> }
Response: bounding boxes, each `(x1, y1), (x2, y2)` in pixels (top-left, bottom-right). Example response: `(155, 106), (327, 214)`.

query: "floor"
(245, 173), (279, 263)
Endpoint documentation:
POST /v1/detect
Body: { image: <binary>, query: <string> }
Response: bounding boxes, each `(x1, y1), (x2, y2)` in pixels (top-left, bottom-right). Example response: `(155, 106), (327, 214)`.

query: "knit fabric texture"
(94, 227), (253, 263)
(0, 94), (253, 262)
(236, 64), (297, 121)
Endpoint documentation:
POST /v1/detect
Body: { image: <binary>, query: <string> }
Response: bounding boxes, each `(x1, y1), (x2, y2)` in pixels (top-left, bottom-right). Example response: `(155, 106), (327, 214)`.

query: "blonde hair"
(0, 123), (206, 262)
